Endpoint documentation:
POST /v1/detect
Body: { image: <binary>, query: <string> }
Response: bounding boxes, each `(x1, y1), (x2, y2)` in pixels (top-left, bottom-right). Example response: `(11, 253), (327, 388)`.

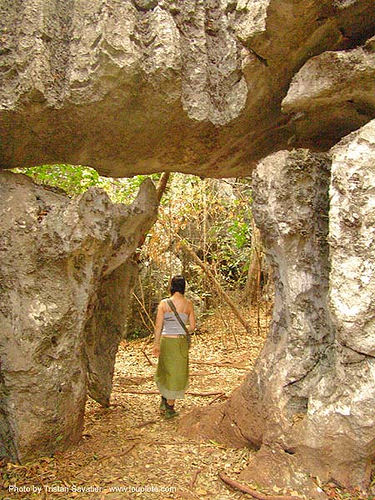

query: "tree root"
(218, 472), (303, 500)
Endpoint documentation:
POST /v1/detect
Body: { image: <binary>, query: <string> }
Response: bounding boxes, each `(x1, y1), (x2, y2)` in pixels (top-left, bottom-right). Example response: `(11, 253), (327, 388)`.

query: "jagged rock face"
(85, 260), (139, 407)
(283, 35), (375, 149)
(1, 0), (375, 177)
(179, 127), (375, 497)
(250, 149), (333, 444)
(0, 172), (157, 462)
(299, 120), (375, 488)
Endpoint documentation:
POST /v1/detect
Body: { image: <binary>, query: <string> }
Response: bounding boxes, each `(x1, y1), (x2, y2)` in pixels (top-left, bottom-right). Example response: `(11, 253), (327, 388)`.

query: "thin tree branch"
(176, 236), (252, 335)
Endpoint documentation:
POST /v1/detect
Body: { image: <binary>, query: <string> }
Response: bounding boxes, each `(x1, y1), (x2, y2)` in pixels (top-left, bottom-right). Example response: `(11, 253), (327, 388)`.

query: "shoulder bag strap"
(167, 299), (190, 339)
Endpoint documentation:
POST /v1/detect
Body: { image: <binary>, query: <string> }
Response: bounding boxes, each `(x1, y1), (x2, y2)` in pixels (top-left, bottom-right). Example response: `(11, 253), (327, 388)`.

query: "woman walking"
(152, 275), (196, 419)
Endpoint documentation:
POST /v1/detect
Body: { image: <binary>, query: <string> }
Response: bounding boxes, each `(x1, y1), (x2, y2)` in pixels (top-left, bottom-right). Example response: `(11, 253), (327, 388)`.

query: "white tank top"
(161, 312), (188, 336)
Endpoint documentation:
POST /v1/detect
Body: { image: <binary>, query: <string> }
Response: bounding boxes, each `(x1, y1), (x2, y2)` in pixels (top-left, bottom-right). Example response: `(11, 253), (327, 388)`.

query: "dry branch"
(217, 307), (239, 348)
(187, 391), (224, 397)
(156, 172), (171, 202)
(97, 443), (137, 463)
(132, 292), (155, 330)
(134, 171), (170, 259)
(121, 390), (159, 395)
(208, 393), (228, 405)
(219, 472), (302, 500)
(120, 389), (225, 397)
(141, 349), (155, 367)
(190, 360), (248, 369)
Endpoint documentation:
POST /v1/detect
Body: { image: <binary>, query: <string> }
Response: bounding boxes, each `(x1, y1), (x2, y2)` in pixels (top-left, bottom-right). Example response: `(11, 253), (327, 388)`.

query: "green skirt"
(155, 336), (189, 399)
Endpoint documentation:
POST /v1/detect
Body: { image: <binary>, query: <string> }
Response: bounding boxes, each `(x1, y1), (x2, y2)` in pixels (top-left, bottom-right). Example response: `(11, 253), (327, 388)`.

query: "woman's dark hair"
(170, 275), (186, 295)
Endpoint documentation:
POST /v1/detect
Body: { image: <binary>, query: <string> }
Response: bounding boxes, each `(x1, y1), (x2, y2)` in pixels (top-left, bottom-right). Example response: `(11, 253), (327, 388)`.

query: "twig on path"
(121, 389), (223, 397)
(97, 443), (137, 463)
(218, 472), (303, 500)
(188, 391), (224, 397)
(134, 419), (158, 429)
(190, 360), (248, 370)
(208, 393), (227, 405)
(121, 390), (159, 395)
(120, 389), (224, 397)
(141, 349), (155, 367)
(190, 468), (202, 488)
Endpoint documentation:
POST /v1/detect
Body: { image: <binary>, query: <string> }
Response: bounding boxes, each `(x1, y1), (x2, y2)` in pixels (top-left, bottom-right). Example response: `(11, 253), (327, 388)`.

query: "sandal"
(164, 403), (179, 419)
(159, 396), (167, 413)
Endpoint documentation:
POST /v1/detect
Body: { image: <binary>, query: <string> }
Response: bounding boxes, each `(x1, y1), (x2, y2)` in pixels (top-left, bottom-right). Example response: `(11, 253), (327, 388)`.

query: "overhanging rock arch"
(1, 0), (375, 497)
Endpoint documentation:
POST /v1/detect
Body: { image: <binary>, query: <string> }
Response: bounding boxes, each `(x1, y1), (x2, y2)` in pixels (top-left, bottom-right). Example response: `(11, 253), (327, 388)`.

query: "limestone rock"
(0, 171), (157, 462)
(85, 261), (139, 408)
(180, 138), (375, 496)
(181, 149), (333, 499)
(283, 36), (375, 149)
(1, 0), (375, 176)
(298, 119), (375, 488)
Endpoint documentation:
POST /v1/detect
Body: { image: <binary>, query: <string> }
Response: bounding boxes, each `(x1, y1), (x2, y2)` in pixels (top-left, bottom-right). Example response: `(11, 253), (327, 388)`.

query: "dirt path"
(1, 304), (270, 499)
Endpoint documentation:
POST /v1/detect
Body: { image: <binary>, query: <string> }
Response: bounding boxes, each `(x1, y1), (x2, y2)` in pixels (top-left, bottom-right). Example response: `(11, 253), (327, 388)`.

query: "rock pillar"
(0, 171), (157, 462)
(180, 131), (375, 497)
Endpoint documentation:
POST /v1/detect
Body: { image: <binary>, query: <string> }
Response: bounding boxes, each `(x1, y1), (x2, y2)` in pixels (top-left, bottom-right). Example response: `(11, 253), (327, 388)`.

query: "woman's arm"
(187, 300), (196, 333)
(152, 301), (164, 357)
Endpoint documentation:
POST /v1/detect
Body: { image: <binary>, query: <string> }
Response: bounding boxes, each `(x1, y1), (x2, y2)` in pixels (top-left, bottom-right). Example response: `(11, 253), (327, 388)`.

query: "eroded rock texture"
(180, 130), (375, 497)
(0, 171), (157, 462)
(85, 260), (138, 407)
(180, 149), (333, 498)
(1, 0), (375, 176)
(310, 120), (375, 488)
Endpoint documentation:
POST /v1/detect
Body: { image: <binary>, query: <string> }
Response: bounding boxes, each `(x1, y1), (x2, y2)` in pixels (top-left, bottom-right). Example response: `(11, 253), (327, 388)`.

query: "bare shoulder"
(158, 300), (167, 312)
(186, 298), (194, 311)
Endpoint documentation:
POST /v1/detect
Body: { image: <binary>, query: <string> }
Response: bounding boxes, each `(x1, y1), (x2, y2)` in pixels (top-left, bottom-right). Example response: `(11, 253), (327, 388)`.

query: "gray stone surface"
(1, 0), (375, 177)
(0, 171), (157, 462)
(180, 138), (375, 496)
(283, 36), (375, 149)
(301, 119), (375, 488)
(236, 150), (334, 499)
(85, 260), (139, 408)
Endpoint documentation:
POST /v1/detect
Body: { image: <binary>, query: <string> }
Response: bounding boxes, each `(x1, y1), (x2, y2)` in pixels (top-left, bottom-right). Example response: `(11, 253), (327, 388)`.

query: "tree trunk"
(179, 133), (375, 498)
(243, 222), (262, 305)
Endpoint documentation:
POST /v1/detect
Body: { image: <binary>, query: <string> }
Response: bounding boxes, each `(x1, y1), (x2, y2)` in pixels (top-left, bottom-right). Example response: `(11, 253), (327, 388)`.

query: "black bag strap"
(167, 299), (190, 337)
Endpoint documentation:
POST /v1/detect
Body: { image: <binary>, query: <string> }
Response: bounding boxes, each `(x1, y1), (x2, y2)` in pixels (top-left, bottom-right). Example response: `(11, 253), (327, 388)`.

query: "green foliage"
(13, 164), (161, 203)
